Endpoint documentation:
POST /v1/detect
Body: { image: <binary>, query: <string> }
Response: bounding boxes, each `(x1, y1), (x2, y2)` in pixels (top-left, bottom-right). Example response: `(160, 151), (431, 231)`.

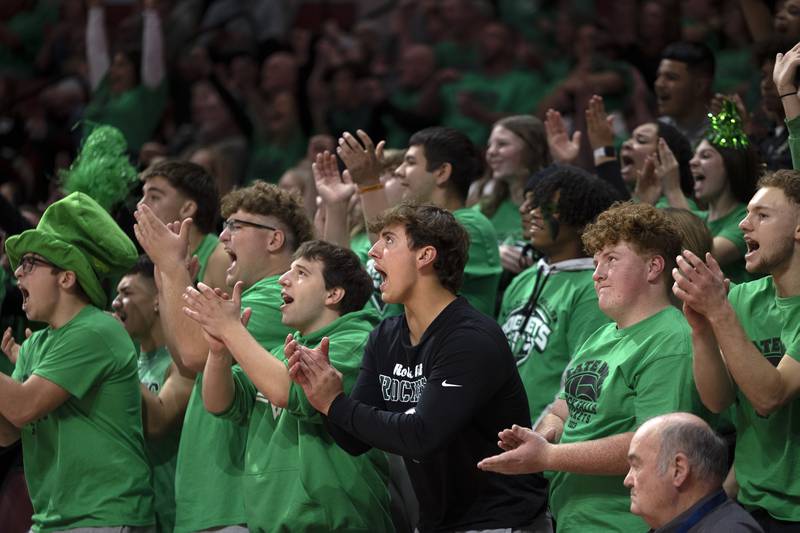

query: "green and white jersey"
(727, 277), (800, 521)
(498, 258), (610, 422)
(220, 309), (393, 532)
(549, 306), (702, 533)
(14, 306), (153, 532)
(174, 275), (293, 532)
(138, 346), (178, 533)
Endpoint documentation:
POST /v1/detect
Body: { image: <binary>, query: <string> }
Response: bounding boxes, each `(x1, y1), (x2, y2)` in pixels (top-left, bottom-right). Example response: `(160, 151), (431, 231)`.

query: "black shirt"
(326, 297), (547, 532)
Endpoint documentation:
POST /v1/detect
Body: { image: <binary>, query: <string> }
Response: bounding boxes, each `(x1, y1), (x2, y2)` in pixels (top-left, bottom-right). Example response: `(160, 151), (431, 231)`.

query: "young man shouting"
(287, 204), (548, 532)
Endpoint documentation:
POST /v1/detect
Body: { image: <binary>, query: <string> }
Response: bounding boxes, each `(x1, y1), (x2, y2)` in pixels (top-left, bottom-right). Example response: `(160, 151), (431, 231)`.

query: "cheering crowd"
(1, 1), (800, 532)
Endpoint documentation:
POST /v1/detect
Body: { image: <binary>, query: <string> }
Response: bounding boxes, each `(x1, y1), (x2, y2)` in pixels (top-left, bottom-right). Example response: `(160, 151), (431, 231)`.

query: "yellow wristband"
(358, 182), (385, 194)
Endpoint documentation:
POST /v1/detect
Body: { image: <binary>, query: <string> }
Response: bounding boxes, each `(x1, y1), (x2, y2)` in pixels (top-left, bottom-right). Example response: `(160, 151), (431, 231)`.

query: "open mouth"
(20, 286), (29, 308)
(745, 237), (760, 254)
(225, 249), (237, 273)
(281, 291), (294, 308)
(374, 264), (388, 291)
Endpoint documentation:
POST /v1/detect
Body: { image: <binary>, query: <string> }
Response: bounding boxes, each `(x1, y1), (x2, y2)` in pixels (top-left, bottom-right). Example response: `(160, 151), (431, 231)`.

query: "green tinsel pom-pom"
(706, 100), (749, 150)
(60, 125), (138, 212)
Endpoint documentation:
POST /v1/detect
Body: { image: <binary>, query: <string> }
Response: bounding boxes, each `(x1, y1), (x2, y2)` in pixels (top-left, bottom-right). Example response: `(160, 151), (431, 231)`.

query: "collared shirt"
(651, 490), (763, 533)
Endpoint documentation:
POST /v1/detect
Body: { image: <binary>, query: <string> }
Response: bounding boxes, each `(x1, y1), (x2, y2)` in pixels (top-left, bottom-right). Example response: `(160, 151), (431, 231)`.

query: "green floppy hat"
(5, 192), (138, 309)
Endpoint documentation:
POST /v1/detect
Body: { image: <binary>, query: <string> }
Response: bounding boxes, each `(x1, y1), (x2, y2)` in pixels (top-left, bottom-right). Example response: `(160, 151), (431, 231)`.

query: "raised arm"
(183, 281), (292, 408)
(673, 250), (799, 415)
(141, 0), (165, 89)
(313, 151), (356, 248)
(134, 206), (210, 372)
(337, 130), (390, 241)
(86, 0), (110, 91)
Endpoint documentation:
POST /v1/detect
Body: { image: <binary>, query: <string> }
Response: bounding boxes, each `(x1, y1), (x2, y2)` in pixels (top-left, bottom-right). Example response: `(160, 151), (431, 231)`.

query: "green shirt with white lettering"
(498, 258), (610, 422)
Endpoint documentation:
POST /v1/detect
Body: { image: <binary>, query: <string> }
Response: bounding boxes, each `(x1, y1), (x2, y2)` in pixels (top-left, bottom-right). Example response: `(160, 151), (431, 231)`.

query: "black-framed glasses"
(19, 255), (54, 274)
(222, 218), (278, 233)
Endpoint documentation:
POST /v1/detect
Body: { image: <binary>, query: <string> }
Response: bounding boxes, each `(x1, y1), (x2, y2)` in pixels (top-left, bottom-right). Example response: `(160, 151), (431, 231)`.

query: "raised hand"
(182, 281), (247, 342)
(655, 138), (681, 195)
(672, 250), (730, 321)
(585, 95), (614, 150)
(477, 424), (551, 474)
(133, 204), (191, 271)
(544, 109), (581, 164)
(774, 42), (800, 94)
(312, 151), (356, 206)
(337, 130), (385, 186)
(1, 327), (31, 364)
(633, 155), (661, 205)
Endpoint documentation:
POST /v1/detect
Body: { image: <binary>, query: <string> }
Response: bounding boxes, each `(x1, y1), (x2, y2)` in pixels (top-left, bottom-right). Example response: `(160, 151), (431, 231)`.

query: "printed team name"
(752, 337), (784, 366)
(379, 374), (427, 403)
(501, 307), (552, 363)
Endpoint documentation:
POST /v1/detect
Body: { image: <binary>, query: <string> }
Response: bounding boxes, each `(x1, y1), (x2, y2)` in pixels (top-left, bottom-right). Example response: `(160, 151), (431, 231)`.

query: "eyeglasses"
(19, 255), (54, 274)
(222, 218), (278, 233)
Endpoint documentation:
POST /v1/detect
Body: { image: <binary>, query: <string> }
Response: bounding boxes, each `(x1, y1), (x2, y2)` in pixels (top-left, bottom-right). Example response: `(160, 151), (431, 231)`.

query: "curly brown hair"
(757, 169), (800, 206)
(368, 203), (470, 295)
(221, 181), (314, 251)
(582, 202), (682, 280)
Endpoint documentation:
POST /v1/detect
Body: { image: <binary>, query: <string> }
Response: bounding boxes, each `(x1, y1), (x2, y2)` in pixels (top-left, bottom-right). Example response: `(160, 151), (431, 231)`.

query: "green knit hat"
(5, 192), (138, 308)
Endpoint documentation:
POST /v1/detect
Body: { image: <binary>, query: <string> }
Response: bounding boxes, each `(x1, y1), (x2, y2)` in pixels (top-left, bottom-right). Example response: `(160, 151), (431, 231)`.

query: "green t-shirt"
(698, 204), (754, 285)
(728, 277), (800, 520)
(498, 258), (610, 422)
(221, 309), (393, 532)
(440, 70), (545, 146)
(786, 115), (800, 170)
(174, 274), (293, 532)
(454, 207), (502, 317)
(139, 345), (179, 533)
(549, 306), (701, 532)
(13, 306), (153, 532)
(475, 198), (523, 244)
(193, 233), (219, 284)
(82, 77), (168, 153)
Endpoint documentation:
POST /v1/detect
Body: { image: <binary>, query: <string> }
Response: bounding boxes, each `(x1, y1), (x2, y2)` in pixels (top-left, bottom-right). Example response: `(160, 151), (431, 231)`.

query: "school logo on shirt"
(563, 359), (609, 427)
(501, 303), (554, 365)
(379, 363), (426, 404)
(753, 337), (785, 366)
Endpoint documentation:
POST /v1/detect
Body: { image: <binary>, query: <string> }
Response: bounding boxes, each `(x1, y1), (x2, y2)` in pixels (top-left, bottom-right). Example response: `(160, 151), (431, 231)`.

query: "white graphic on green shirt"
(501, 303), (554, 365)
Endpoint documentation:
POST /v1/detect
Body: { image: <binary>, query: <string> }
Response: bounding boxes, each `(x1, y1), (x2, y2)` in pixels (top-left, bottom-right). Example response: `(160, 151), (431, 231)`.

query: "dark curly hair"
(368, 203), (470, 295)
(293, 240), (372, 315)
(221, 181), (313, 252)
(527, 165), (623, 235)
